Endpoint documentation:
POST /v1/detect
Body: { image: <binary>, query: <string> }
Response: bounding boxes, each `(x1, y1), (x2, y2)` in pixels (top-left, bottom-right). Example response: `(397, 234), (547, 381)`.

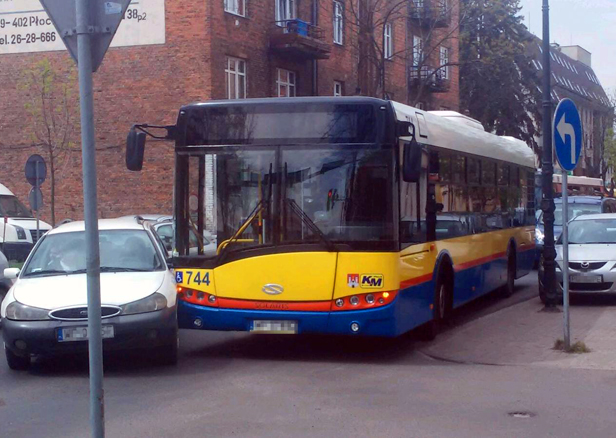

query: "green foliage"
(554, 339), (591, 354)
(460, 0), (542, 153)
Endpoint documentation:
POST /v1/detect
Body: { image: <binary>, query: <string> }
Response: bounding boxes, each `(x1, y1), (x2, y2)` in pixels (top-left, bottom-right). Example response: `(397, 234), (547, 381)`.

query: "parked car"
(1, 217), (178, 370)
(535, 196), (616, 266)
(538, 213), (616, 303)
(0, 249), (11, 312)
(0, 183), (52, 262)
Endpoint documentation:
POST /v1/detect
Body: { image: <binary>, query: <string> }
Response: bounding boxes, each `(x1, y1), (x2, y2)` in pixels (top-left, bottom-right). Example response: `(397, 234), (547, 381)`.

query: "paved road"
(3, 272), (616, 437)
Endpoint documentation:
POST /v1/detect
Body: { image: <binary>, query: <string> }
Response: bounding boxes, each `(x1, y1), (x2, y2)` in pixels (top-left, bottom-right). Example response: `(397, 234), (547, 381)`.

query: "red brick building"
(0, 0), (459, 224)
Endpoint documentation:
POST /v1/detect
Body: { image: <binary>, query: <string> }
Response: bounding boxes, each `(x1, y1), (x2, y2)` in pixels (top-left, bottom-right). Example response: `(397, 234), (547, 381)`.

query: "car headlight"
(535, 228), (544, 244)
(5, 301), (51, 321)
(121, 293), (167, 315)
(14, 226), (26, 240)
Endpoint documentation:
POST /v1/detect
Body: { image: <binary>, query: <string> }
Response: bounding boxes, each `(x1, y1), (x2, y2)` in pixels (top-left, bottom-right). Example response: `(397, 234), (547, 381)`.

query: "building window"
(334, 81), (343, 96)
(333, 1), (344, 44)
(276, 0), (296, 25)
(384, 23), (393, 59)
(412, 36), (423, 66)
(224, 0), (245, 16)
(439, 46), (449, 79)
(277, 68), (296, 97)
(225, 57), (246, 99)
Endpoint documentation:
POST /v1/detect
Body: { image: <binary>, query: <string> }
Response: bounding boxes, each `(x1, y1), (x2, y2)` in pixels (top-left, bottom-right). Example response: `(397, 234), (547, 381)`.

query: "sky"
(519, 0), (616, 94)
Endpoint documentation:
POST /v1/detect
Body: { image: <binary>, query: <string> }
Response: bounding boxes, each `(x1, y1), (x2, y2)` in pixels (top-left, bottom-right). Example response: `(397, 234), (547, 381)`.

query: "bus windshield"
(176, 145), (395, 260)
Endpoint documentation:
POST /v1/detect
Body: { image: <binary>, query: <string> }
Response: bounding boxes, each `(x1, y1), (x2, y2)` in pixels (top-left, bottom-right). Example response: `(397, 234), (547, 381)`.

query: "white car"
(1, 217), (178, 370)
(0, 183), (52, 262)
(0, 249), (10, 310)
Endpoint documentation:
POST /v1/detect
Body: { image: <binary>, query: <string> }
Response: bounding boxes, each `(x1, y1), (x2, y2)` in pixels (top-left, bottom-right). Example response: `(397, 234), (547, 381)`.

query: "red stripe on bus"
(217, 297), (332, 312)
(454, 252), (507, 272)
(400, 273), (433, 289)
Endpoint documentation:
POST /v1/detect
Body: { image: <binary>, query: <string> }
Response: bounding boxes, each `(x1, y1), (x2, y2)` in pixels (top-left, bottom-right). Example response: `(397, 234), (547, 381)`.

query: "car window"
(540, 203), (601, 226)
(156, 224), (173, 238)
(22, 229), (164, 277)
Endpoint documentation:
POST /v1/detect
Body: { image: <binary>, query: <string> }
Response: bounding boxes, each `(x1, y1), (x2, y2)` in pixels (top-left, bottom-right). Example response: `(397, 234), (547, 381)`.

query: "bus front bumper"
(178, 299), (403, 337)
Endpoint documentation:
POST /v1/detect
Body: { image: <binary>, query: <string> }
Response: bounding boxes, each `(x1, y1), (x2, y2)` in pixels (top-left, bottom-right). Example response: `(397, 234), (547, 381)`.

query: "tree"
(346, 0), (463, 101)
(599, 89), (616, 186)
(459, 0), (542, 152)
(20, 59), (78, 226)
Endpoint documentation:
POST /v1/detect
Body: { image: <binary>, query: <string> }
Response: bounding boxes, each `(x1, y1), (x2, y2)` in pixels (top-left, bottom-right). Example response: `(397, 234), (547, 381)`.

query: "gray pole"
(562, 171), (570, 348)
(541, 0), (558, 310)
(76, 0), (105, 436)
(35, 162), (40, 240)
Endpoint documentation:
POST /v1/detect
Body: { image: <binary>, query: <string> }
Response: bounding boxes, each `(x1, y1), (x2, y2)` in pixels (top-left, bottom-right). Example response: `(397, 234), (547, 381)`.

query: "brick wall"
(0, 0), (460, 226)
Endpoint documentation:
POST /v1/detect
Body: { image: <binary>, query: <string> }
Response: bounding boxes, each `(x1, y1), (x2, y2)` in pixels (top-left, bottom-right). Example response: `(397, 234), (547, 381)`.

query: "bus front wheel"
(420, 268), (452, 341)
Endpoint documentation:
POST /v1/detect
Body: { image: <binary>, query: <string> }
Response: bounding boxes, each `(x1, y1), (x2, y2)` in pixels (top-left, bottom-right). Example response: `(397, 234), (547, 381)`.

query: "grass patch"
(8, 260), (24, 269)
(554, 339), (591, 354)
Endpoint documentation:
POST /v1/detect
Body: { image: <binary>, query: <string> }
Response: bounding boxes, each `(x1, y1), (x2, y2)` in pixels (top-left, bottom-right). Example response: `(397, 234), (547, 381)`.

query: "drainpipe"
(312, 0), (319, 95)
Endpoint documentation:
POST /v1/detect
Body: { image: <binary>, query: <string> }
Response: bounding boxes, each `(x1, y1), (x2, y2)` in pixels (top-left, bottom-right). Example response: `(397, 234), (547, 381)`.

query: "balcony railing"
(409, 1), (451, 28)
(409, 65), (450, 93)
(270, 19), (331, 60)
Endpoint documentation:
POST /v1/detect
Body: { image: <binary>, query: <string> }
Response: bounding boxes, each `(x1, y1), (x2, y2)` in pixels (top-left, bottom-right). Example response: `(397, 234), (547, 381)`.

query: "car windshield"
(563, 219), (616, 244)
(0, 195), (32, 218)
(540, 203), (601, 226)
(22, 229), (164, 277)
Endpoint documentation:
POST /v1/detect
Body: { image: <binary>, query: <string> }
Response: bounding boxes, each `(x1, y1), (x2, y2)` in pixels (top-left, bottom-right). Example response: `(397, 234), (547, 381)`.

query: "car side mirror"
(4, 268), (20, 279)
(126, 126), (146, 171)
(403, 139), (422, 183)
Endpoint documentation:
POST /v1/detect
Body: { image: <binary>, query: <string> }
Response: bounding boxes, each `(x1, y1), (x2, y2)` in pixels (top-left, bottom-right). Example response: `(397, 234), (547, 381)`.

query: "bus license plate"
(251, 320), (298, 334)
(570, 274), (602, 283)
(57, 325), (115, 342)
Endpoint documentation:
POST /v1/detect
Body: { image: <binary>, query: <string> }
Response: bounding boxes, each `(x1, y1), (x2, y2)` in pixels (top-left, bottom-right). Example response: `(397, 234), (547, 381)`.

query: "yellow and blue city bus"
(126, 97), (536, 338)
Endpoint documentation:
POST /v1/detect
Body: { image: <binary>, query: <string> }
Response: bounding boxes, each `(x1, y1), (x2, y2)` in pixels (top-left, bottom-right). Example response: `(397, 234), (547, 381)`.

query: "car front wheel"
(5, 344), (30, 371)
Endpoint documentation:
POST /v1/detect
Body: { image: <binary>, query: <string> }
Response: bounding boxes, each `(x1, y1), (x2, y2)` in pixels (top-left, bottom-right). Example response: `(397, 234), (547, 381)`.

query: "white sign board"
(0, 0), (165, 55)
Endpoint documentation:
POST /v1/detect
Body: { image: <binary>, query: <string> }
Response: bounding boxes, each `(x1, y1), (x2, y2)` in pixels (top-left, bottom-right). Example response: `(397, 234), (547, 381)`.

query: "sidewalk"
(422, 296), (616, 371)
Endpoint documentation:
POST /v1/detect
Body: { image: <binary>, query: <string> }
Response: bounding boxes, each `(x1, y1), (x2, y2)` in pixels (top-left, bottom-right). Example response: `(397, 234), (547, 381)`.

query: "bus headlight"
(122, 293), (167, 315)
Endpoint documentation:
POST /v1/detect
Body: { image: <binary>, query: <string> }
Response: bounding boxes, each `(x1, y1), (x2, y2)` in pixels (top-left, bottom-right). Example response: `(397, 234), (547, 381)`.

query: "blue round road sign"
(553, 99), (583, 172)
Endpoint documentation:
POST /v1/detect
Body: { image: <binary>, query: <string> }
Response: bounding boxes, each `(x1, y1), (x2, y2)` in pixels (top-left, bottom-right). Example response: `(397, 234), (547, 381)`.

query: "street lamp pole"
(541, 0), (558, 309)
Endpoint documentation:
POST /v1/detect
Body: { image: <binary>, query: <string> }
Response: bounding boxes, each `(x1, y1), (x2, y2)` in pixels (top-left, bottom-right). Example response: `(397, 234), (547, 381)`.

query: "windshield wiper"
(23, 269), (69, 277)
(284, 198), (336, 252)
(100, 267), (151, 272)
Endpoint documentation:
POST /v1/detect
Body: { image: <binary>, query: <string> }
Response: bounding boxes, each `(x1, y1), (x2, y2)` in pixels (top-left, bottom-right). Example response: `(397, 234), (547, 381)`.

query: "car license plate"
(251, 320), (298, 334)
(570, 274), (603, 284)
(57, 325), (115, 342)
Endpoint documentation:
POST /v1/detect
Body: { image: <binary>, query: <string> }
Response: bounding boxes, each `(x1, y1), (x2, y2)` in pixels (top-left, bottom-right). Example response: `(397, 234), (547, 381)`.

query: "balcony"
(409, 65), (451, 93)
(270, 19), (331, 60)
(409, 1), (451, 28)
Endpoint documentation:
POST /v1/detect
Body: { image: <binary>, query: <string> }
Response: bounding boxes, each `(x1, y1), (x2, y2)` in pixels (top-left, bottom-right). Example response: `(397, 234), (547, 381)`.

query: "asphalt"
(3, 272), (616, 437)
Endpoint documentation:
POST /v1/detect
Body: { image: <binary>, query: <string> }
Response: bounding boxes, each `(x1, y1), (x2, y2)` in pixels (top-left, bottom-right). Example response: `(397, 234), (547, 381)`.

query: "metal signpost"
(553, 98), (583, 350)
(37, 1), (131, 436)
(25, 154), (47, 241)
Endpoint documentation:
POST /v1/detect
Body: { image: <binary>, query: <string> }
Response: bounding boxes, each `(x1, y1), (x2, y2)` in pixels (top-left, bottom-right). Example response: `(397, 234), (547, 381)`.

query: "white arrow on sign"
(557, 113), (577, 163)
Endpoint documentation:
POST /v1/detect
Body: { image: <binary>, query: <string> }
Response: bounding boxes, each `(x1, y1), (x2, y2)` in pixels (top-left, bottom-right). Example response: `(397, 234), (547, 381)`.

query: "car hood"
(12, 271), (166, 309)
(556, 244), (616, 262)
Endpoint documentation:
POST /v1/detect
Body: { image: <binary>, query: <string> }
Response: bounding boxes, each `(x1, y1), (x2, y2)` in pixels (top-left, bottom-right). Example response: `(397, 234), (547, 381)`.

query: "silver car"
(540, 213), (616, 301)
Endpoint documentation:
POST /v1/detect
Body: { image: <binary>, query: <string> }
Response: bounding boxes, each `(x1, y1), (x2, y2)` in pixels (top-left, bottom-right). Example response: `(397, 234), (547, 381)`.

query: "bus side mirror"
(126, 127), (146, 171)
(403, 141), (422, 183)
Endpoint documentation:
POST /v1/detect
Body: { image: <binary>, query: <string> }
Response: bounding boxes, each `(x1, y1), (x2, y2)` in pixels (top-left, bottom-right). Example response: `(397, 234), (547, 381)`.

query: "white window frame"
(333, 1), (344, 45)
(276, 0), (296, 26)
(384, 23), (393, 59)
(439, 46), (449, 80)
(412, 35), (423, 67)
(334, 81), (343, 96)
(277, 68), (296, 97)
(224, 0), (245, 17)
(225, 57), (247, 100)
